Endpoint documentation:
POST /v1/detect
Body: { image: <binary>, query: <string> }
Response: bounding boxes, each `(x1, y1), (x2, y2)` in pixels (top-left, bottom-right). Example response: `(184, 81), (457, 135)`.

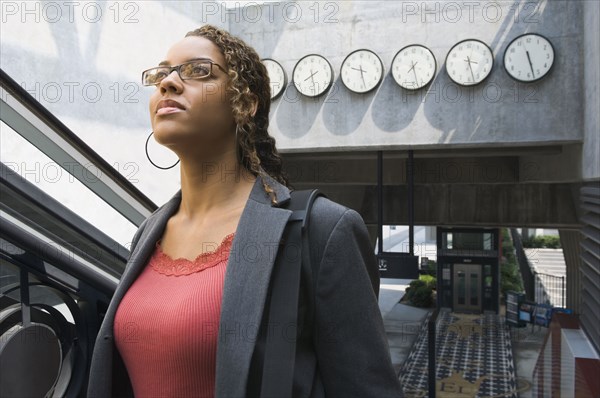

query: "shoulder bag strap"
(259, 189), (324, 398)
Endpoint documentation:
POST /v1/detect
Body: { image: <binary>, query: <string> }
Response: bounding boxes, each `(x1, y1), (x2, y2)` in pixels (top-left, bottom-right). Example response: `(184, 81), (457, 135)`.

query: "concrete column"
(559, 229), (583, 313)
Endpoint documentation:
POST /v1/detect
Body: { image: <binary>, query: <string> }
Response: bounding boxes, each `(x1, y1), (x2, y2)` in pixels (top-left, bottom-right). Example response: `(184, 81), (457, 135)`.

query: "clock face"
(503, 33), (555, 83)
(262, 58), (287, 100)
(445, 39), (494, 86)
(292, 54), (334, 97)
(391, 44), (437, 90)
(340, 49), (383, 93)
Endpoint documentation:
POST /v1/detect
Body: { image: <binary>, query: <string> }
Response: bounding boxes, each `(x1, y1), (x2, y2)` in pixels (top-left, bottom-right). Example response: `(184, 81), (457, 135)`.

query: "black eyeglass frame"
(141, 60), (227, 86)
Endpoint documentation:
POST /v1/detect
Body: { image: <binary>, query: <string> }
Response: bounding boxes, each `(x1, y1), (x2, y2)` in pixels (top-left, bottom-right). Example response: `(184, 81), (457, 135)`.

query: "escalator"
(0, 68), (156, 397)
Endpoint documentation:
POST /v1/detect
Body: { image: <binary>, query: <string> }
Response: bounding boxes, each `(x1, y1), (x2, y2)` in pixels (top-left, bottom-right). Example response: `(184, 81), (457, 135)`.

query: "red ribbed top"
(114, 233), (234, 398)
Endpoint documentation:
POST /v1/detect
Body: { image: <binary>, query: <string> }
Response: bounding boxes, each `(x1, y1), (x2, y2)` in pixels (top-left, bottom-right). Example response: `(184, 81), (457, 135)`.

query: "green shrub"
(407, 279), (426, 290)
(419, 274), (437, 290)
(522, 235), (561, 249)
(422, 259), (437, 276)
(404, 279), (434, 308)
(410, 285), (434, 307)
(541, 235), (561, 248)
(500, 228), (524, 295)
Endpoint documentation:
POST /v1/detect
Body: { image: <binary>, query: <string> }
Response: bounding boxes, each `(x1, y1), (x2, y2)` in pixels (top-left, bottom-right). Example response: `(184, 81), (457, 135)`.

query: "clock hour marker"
(503, 33), (555, 83)
(445, 39), (494, 86)
(392, 44), (437, 90)
(262, 58), (287, 101)
(292, 54), (333, 97)
(340, 49), (384, 94)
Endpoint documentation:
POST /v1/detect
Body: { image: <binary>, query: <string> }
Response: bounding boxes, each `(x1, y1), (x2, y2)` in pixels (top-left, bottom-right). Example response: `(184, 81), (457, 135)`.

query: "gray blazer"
(87, 173), (403, 397)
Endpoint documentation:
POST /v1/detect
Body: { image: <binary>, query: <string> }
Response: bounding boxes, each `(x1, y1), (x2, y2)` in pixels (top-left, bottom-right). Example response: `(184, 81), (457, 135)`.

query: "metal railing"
(534, 272), (566, 308)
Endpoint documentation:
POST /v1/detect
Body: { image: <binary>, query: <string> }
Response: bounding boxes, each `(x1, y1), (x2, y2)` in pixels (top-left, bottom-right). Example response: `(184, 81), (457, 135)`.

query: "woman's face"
(149, 36), (234, 157)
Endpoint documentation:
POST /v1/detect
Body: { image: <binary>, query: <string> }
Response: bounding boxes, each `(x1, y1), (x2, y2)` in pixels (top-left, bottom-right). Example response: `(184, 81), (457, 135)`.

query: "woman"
(87, 24), (403, 398)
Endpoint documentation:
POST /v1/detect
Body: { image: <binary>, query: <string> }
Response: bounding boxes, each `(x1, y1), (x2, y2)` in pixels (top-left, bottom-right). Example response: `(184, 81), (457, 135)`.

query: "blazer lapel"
(103, 172), (292, 397)
(117, 194), (180, 295)
(214, 173), (292, 397)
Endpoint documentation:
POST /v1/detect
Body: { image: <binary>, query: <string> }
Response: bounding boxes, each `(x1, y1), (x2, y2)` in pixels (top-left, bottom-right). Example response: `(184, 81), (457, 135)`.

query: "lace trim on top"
(151, 233), (235, 276)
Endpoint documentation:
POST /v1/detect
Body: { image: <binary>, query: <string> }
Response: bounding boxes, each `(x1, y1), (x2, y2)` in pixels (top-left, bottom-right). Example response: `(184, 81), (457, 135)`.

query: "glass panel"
(457, 271), (465, 305)
(443, 231), (496, 251)
(452, 232), (483, 250)
(378, 225), (438, 256)
(483, 233), (492, 250)
(0, 122), (138, 246)
(484, 264), (492, 287)
(446, 232), (453, 249)
(470, 272), (479, 306)
(442, 264), (451, 283)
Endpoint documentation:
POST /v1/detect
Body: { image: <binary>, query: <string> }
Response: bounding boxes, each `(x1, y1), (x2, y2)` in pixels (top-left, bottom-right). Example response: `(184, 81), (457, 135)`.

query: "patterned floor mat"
(399, 310), (518, 397)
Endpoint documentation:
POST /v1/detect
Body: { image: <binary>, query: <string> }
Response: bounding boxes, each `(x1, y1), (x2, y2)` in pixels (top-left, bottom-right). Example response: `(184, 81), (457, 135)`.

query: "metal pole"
(562, 276), (565, 308)
(428, 309), (439, 398)
(534, 271), (538, 303)
(407, 150), (414, 256)
(378, 151), (383, 256)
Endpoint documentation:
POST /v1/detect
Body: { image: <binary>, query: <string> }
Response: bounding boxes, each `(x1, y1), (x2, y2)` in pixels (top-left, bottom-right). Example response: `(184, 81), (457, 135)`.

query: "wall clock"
(503, 33), (555, 83)
(391, 44), (437, 90)
(262, 58), (287, 100)
(445, 39), (494, 86)
(340, 49), (384, 93)
(292, 54), (334, 97)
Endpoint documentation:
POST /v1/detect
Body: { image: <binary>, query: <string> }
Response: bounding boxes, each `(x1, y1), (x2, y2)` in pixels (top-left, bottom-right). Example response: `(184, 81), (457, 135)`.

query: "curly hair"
(185, 24), (291, 205)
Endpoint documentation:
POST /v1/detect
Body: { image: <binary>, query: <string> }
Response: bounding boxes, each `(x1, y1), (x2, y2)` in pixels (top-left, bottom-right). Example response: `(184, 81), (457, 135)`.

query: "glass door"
(453, 264), (482, 312)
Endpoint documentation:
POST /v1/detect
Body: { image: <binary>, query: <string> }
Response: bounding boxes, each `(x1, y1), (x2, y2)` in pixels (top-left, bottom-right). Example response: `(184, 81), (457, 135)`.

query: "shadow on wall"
(2, 1), (147, 130)
(274, 84), (326, 139)
(371, 72), (422, 133)
(421, 0), (583, 146)
(324, 75), (391, 136)
(244, 1), (582, 147)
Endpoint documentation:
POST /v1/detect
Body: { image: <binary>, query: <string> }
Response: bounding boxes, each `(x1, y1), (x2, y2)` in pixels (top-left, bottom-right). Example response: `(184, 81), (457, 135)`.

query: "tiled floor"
(399, 310), (519, 397)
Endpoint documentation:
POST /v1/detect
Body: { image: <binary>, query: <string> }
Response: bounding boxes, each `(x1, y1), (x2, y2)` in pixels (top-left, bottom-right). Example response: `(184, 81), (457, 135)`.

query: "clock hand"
(310, 69), (318, 89)
(411, 62), (419, 86)
(466, 56), (476, 83)
(526, 49), (535, 78)
(358, 65), (366, 87)
(303, 69), (318, 81)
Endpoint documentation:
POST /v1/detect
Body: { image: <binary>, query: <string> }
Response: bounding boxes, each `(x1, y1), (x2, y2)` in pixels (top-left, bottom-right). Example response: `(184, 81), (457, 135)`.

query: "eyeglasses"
(141, 60), (227, 86)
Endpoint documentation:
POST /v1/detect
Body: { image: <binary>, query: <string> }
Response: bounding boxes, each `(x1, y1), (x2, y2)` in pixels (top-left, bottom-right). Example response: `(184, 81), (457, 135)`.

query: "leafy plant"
(522, 235), (561, 249)
(500, 228), (524, 295)
(419, 274), (437, 290)
(404, 279), (434, 308)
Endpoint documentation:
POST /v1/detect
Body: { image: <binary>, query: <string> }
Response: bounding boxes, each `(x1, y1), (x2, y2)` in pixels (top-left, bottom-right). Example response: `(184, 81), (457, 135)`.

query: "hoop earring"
(235, 125), (242, 164)
(145, 131), (180, 170)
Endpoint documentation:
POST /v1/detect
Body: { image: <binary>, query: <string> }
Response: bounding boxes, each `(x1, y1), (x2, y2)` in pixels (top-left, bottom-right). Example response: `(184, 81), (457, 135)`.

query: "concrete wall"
(582, 0), (600, 181)
(1, 0), (597, 245)
(229, 1), (584, 152)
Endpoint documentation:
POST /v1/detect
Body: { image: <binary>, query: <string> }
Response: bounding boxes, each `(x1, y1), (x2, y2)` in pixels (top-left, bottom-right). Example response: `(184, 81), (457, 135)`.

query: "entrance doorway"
(453, 264), (482, 313)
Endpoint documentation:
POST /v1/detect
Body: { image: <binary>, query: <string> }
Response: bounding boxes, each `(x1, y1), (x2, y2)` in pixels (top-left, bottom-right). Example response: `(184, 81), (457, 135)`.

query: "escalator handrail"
(0, 68), (158, 219)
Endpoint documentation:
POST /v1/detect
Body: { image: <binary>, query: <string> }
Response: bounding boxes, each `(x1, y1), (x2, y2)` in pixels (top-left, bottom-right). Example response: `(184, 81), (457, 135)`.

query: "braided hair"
(185, 24), (291, 205)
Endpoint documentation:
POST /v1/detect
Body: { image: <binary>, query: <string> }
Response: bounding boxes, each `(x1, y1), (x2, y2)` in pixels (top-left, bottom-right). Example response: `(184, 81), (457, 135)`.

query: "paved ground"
(378, 280), (547, 397)
(398, 310), (519, 397)
(379, 278), (430, 375)
(379, 279), (548, 398)
(509, 322), (547, 398)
